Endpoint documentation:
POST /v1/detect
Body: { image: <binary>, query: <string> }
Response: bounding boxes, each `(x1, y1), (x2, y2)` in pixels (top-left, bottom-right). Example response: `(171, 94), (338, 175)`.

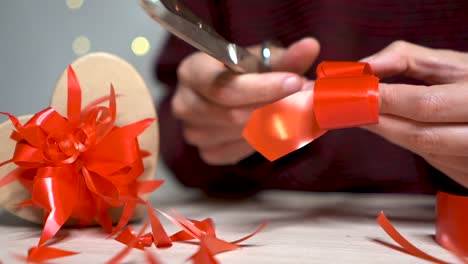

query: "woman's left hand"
(361, 41), (468, 188)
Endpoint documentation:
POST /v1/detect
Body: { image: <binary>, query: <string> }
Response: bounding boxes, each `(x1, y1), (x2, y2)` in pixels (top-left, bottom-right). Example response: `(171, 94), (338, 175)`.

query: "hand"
(362, 41), (468, 188)
(173, 38), (320, 165)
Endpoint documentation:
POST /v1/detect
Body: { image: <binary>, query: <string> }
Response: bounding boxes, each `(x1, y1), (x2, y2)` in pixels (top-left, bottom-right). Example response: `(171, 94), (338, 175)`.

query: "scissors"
(138, 0), (271, 73)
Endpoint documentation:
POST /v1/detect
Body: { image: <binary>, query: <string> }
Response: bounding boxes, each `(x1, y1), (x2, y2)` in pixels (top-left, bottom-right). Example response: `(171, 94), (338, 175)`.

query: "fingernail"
(302, 81), (315, 91)
(282, 76), (302, 93)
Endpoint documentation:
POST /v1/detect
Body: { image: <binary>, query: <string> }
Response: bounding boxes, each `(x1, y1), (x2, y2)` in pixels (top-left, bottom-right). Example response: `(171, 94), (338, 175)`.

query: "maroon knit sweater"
(155, 0), (468, 197)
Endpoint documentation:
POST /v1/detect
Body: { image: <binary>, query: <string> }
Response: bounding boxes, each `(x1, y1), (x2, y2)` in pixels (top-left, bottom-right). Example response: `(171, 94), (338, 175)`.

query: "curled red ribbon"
(243, 61), (379, 161)
(0, 66), (159, 246)
(377, 191), (468, 263)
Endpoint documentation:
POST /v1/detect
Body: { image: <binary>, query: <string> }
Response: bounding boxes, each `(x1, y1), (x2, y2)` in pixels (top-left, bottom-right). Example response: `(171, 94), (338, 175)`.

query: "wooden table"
(0, 184), (458, 264)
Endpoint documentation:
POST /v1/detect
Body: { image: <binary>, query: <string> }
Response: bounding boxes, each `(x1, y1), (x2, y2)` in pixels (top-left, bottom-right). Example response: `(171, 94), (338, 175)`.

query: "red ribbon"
(314, 61), (379, 129)
(243, 61), (379, 161)
(377, 191), (468, 263)
(0, 66), (160, 246)
(14, 246), (78, 263)
(157, 209), (268, 263)
(436, 192), (468, 257)
(111, 208), (267, 264)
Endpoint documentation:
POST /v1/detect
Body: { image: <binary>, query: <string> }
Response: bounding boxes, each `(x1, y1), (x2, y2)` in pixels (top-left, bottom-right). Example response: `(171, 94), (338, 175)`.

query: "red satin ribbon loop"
(243, 61), (379, 161)
(316, 61), (373, 78)
(314, 61), (379, 129)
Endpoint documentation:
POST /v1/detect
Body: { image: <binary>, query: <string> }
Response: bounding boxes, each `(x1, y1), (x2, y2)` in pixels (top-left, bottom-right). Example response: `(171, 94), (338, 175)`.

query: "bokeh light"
(72, 36), (91, 55)
(66, 0), (84, 9)
(131, 36), (150, 56)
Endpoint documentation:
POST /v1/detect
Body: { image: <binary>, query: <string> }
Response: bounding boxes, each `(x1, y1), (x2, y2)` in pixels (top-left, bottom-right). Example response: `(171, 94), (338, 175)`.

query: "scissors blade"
(139, 0), (267, 73)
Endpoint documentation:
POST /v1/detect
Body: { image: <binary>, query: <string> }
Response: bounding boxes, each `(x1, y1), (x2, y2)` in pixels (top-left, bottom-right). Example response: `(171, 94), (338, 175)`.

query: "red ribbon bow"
(243, 61), (379, 161)
(0, 66), (160, 246)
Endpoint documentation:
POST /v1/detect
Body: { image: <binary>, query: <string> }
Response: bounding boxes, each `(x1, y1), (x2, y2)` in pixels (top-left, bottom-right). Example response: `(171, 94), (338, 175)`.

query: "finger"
(172, 85), (256, 127)
(249, 37), (321, 74)
(362, 114), (468, 156)
(177, 51), (227, 89)
(179, 52), (304, 107)
(423, 159), (468, 188)
(199, 139), (255, 165)
(378, 83), (468, 122)
(361, 40), (468, 84)
(183, 124), (244, 148)
(423, 153), (468, 173)
(205, 72), (304, 107)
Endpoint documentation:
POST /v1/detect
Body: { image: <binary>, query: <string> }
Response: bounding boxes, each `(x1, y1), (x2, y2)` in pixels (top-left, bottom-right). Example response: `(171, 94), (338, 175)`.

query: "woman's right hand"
(172, 37), (320, 165)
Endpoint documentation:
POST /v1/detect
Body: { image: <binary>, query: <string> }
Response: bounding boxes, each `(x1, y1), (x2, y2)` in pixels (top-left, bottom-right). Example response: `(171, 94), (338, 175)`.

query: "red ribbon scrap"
(111, 208), (268, 264)
(0, 66), (266, 263)
(243, 61), (379, 161)
(377, 192), (468, 264)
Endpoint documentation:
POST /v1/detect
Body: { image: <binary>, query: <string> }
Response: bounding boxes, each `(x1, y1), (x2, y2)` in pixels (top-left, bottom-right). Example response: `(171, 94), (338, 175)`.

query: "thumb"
(249, 37), (321, 74)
